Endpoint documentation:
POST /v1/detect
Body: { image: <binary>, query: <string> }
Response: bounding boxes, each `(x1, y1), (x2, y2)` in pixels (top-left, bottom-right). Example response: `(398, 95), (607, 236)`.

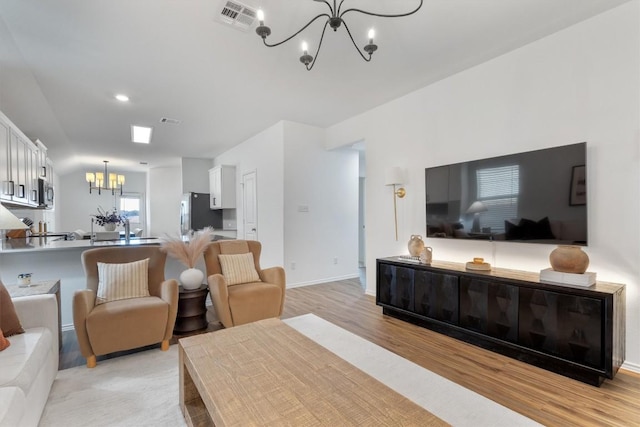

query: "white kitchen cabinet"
(34, 139), (51, 181)
(209, 165), (236, 209)
(0, 118), (11, 202)
(10, 129), (32, 205)
(0, 111), (50, 207)
(27, 143), (39, 206)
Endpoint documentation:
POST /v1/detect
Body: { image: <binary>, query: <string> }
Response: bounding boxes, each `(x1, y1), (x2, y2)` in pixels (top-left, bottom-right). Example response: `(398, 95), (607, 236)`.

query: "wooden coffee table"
(179, 317), (446, 426)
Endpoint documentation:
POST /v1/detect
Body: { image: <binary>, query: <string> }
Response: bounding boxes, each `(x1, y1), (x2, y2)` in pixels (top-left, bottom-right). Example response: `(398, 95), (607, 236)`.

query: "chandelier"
(255, 0), (423, 71)
(85, 160), (125, 195)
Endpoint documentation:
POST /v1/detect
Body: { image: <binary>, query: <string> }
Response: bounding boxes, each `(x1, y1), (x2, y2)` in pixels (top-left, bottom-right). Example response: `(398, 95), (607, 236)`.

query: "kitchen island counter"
(1, 237), (160, 253)
(0, 237), (193, 330)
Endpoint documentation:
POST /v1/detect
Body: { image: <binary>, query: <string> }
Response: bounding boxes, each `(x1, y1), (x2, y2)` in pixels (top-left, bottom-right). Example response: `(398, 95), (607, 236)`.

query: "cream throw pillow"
(96, 258), (150, 305)
(218, 253), (261, 286)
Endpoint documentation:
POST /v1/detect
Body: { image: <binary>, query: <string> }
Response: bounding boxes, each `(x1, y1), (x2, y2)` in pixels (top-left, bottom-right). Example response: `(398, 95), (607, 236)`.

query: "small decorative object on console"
(407, 235), (425, 257)
(549, 245), (589, 274)
(419, 246), (433, 264)
(465, 257), (491, 271)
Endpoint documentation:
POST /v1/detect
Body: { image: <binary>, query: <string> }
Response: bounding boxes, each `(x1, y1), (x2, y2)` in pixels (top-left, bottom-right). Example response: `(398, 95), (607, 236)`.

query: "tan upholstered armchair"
(74, 246), (179, 368)
(204, 240), (285, 328)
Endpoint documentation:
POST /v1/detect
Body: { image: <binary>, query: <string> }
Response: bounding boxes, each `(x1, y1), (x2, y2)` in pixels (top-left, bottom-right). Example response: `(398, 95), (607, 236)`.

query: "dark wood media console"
(376, 257), (625, 386)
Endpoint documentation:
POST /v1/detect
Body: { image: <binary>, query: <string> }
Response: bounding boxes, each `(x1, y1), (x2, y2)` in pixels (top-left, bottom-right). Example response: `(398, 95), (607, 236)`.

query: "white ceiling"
(0, 0), (630, 175)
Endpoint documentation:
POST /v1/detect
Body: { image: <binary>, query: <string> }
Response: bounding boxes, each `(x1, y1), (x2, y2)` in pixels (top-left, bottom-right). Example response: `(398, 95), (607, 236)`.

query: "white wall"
(213, 120), (360, 285)
(58, 170), (147, 233)
(327, 2), (640, 369)
(214, 122), (285, 269)
(181, 157), (213, 194)
(148, 166), (182, 236)
(283, 121), (359, 285)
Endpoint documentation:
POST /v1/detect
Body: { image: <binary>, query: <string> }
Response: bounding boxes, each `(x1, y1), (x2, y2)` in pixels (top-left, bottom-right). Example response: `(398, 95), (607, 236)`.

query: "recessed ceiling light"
(131, 125), (152, 144)
(115, 94), (129, 102)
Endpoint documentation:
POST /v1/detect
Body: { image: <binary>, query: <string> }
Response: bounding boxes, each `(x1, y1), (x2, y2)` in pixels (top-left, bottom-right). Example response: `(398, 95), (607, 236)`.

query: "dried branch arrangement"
(160, 227), (214, 268)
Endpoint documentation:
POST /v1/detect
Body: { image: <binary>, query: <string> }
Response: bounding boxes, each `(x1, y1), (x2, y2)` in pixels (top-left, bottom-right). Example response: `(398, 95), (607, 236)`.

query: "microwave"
(37, 178), (54, 209)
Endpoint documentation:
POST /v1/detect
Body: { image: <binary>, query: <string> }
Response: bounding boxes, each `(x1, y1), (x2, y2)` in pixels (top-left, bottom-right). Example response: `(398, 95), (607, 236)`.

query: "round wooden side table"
(174, 284), (209, 334)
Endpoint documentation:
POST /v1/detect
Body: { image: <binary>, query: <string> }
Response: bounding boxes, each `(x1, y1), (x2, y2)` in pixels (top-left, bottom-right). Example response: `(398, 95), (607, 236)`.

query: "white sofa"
(0, 294), (59, 427)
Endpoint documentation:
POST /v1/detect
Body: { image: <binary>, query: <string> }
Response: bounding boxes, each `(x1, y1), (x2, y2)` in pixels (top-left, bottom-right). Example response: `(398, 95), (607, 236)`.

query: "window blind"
(476, 165), (519, 233)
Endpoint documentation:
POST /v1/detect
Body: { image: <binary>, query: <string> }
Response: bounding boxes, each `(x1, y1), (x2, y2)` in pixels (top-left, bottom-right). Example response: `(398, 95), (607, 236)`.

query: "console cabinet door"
(460, 277), (519, 343)
(519, 288), (603, 369)
(414, 271), (459, 325)
(377, 264), (414, 311)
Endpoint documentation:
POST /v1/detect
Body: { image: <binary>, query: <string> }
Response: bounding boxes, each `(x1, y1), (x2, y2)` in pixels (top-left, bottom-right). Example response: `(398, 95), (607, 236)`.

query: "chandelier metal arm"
(339, 0), (423, 19)
(262, 13), (331, 48)
(342, 20), (372, 62)
(316, 0), (335, 15)
(304, 19), (331, 71)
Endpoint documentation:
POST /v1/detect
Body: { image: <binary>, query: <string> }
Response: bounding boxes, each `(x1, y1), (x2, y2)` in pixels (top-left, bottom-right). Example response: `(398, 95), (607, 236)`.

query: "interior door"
(242, 170), (257, 240)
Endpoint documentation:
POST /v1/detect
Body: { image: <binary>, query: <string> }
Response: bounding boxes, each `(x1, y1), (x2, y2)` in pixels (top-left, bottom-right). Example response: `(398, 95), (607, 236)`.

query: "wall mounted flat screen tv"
(425, 142), (587, 245)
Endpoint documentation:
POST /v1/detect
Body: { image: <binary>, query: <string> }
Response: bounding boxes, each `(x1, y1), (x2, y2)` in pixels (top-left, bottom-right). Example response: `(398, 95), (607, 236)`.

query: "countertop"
(1, 232), (236, 253)
(1, 237), (161, 253)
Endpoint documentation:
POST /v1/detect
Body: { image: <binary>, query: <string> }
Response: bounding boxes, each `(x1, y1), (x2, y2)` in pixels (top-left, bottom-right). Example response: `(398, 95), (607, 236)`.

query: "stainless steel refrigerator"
(180, 192), (222, 235)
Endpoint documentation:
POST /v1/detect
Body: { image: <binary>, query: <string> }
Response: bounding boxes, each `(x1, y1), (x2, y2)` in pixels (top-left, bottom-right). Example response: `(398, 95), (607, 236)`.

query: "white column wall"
(283, 121), (359, 286)
(327, 2), (640, 369)
(148, 166), (182, 236)
(214, 122), (285, 270)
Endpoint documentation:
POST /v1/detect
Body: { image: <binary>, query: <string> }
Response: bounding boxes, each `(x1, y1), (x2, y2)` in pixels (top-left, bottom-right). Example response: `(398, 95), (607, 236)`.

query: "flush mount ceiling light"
(256, 0), (423, 71)
(114, 94), (129, 102)
(131, 125), (153, 144)
(85, 160), (125, 195)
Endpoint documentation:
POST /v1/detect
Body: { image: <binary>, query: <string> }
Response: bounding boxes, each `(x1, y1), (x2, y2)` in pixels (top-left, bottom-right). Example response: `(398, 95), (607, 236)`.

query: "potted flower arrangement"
(160, 227), (214, 289)
(91, 207), (125, 231)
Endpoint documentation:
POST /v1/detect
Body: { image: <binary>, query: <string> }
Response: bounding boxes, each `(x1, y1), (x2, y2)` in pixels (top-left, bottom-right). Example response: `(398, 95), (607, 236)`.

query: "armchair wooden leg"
(86, 355), (97, 368)
(161, 340), (170, 351)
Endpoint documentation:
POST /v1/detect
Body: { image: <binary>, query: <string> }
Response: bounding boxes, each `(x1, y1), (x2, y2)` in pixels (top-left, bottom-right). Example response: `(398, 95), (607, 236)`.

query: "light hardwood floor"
(60, 278), (640, 426)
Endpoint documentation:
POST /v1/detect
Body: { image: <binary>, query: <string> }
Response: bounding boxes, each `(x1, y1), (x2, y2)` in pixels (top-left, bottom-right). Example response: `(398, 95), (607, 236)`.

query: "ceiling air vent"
(160, 117), (181, 125)
(216, 0), (257, 32)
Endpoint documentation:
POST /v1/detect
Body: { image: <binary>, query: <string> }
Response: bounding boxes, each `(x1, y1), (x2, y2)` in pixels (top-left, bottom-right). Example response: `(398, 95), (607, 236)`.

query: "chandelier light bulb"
(301, 41), (309, 54)
(257, 9), (264, 24)
(368, 28), (375, 42)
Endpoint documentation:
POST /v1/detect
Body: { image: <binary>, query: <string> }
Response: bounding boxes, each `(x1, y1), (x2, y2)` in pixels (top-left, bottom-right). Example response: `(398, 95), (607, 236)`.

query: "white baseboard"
(287, 273), (360, 289)
(621, 361), (640, 374)
(364, 288), (376, 297)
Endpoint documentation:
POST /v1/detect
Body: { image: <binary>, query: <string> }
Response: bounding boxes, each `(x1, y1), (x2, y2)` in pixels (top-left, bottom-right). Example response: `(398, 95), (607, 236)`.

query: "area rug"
(41, 314), (540, 426)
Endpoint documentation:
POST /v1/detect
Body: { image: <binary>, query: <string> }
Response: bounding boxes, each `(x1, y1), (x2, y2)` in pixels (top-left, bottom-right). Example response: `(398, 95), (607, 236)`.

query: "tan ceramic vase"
(420, 246), (433, 264)
(549, 245), (589, 274)
(408, 235), (425, 257)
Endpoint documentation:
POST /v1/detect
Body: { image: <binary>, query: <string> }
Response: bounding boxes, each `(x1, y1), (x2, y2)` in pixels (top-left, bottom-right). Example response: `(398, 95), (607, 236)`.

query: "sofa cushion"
(0, 387), (25, 427)
(0, 327), (53, 392)
(218, 253), (261, 286)
(86, 296), (168, 356)
(0, 282), (24, 336)
(0, 328), (10, 351)
(96, 258), (150, 305)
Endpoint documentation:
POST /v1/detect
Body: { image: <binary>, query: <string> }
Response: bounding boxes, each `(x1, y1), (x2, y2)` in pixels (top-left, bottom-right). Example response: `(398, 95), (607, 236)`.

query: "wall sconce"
(385, 167), (406, 241)
(466, 200), (488, 232)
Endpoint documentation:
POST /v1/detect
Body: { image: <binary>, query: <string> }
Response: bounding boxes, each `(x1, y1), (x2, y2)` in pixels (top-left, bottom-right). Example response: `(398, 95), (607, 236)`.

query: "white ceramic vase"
(103, 223), (117, 231)
(180, 268), (204, 290)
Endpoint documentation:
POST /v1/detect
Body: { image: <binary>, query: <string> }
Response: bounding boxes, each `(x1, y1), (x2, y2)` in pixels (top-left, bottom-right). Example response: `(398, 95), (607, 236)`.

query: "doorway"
(242, 170), (258, 240)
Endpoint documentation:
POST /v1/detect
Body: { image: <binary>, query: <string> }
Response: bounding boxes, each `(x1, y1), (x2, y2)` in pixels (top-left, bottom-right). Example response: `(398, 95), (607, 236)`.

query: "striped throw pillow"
(218, 253), (261, 286)
(96, 258), (150, 305)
